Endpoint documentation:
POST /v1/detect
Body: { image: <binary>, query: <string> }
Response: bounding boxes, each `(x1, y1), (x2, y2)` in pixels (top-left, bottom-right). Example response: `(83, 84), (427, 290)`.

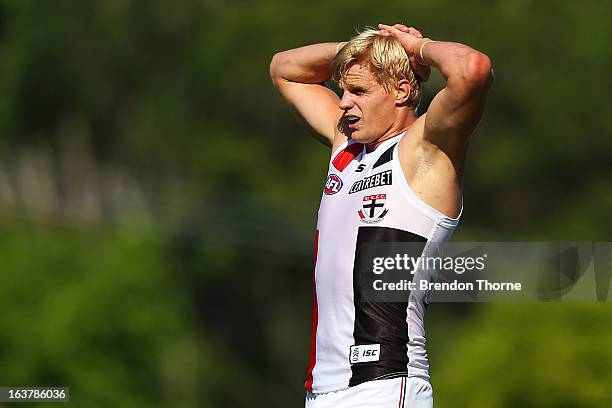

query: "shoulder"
(398, 113), (464, 183)
(398, 115), (426, 154)
(399, 112), (468, 171)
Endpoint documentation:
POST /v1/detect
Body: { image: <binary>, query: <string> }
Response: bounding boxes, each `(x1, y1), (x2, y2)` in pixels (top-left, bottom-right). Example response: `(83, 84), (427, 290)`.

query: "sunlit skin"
(338, 63), (416, 151)
(270, 24), (492, 218)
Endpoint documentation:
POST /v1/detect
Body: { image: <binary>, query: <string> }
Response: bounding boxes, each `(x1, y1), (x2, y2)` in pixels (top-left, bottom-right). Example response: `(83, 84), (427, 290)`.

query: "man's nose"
(339, 91), (354, 110)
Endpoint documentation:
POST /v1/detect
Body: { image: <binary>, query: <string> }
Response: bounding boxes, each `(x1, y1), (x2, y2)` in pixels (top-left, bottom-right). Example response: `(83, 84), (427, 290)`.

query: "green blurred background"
(0, 0), (611, 407)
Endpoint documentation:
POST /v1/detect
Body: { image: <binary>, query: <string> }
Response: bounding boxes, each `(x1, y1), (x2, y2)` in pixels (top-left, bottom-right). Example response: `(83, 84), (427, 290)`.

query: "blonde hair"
(332, 28), (421, 110)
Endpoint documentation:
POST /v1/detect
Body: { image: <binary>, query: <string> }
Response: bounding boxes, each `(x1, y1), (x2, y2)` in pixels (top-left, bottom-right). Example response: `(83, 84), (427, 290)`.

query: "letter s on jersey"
(324, 174), (343, 195)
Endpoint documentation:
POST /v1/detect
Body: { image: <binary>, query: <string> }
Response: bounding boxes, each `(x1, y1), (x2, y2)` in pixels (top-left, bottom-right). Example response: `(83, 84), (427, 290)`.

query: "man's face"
(339, 63), (398, 144)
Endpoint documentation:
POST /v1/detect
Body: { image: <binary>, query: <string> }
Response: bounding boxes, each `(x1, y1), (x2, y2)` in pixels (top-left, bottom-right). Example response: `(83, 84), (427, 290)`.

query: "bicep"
(273, 79), (343, 147)
(424, 85), (488, 148)
(424, 53), (493, 150)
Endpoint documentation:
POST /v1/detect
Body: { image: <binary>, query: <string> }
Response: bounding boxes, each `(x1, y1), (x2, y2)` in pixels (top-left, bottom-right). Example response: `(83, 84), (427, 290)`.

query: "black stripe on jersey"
(349, 226), (427, 387)
(372, 143), (398, 169)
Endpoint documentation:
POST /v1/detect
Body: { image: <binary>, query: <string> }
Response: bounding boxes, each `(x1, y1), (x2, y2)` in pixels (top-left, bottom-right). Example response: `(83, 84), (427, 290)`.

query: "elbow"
(269, 51), (287, 81)
(463, 52), (493, 89)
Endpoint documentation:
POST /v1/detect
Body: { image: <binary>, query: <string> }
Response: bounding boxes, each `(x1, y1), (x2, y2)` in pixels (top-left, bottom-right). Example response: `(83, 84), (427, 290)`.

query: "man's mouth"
(346, 115), (361, 129)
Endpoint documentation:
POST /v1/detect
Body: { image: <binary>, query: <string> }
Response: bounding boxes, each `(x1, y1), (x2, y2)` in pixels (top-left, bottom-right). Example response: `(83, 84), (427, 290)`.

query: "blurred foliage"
(428, 303), (612, 408)
(0, 0), (611, 407)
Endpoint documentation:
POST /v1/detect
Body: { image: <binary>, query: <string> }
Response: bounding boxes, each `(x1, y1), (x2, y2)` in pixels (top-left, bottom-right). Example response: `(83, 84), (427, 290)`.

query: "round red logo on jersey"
(324, 174), (343, 195)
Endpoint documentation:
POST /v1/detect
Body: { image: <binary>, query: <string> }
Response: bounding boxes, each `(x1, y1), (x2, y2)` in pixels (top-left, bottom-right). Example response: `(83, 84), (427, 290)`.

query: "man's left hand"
(378, 23), (431, 82)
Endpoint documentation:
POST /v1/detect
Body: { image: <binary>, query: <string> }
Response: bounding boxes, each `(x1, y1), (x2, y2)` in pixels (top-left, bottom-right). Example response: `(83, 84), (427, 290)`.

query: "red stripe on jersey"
(332, 143), (363, 172)
(398, 377), (405, 408)
(304, 229), (320, 392)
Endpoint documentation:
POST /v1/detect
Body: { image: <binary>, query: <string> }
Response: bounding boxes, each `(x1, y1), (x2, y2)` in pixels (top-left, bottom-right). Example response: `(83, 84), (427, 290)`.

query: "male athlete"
(269, 23), (492, 407)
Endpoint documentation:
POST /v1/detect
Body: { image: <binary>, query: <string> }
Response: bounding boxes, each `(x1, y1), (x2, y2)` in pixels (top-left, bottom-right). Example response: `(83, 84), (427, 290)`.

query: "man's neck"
(365, 111), (417, 152)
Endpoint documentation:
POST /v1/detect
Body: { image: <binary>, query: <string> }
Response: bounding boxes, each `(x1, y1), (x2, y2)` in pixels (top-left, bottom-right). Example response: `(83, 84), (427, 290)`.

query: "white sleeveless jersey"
(305, 133), (461, 394)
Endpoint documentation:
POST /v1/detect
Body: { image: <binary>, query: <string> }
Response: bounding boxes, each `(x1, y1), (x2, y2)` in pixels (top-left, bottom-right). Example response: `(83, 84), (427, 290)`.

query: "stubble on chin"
(337, 116), (352, 138)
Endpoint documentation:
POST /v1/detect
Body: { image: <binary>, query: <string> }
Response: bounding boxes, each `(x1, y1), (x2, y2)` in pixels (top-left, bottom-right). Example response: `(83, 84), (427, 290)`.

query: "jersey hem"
(307, 372), (430, 395)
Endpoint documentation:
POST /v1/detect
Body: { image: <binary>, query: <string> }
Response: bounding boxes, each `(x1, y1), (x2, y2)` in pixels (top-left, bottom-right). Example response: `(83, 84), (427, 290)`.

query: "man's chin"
(348, 129), (362, 140)
(349, 130), (374, 144)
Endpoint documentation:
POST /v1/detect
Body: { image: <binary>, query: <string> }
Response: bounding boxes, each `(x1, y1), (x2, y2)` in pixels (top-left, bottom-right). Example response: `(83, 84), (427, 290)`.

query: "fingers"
(394, 24), (421, 38)
(378, 23), (423, 38)
(378, 23), (395, 37)
(392, 24), (410, 33)
(378, 23), (397, 33)
(377, 23), (430, 82)
(408, 27), (423, 38)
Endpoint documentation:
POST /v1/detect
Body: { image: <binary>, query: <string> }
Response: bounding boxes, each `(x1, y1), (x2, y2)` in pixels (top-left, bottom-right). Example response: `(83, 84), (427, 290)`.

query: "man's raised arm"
(269, 43), (345, 148)
(379, 24), (493, 155)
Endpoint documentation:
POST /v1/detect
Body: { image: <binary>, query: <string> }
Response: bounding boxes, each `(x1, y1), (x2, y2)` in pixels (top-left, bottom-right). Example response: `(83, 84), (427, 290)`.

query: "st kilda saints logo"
(324, 174), (343, 195)
(358, 194), (389, 223)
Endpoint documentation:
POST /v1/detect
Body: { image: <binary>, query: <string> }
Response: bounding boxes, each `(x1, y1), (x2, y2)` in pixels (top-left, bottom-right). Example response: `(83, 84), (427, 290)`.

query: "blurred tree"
(0, 0), (610, 406)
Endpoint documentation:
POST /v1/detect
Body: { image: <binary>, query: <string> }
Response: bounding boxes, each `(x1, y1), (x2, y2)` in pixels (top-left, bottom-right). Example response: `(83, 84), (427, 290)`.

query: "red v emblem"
(332, 143), (363, 172)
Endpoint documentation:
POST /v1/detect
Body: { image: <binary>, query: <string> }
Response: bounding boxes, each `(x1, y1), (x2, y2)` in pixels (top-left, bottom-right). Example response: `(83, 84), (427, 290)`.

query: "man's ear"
(395, 79), (411, 106)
